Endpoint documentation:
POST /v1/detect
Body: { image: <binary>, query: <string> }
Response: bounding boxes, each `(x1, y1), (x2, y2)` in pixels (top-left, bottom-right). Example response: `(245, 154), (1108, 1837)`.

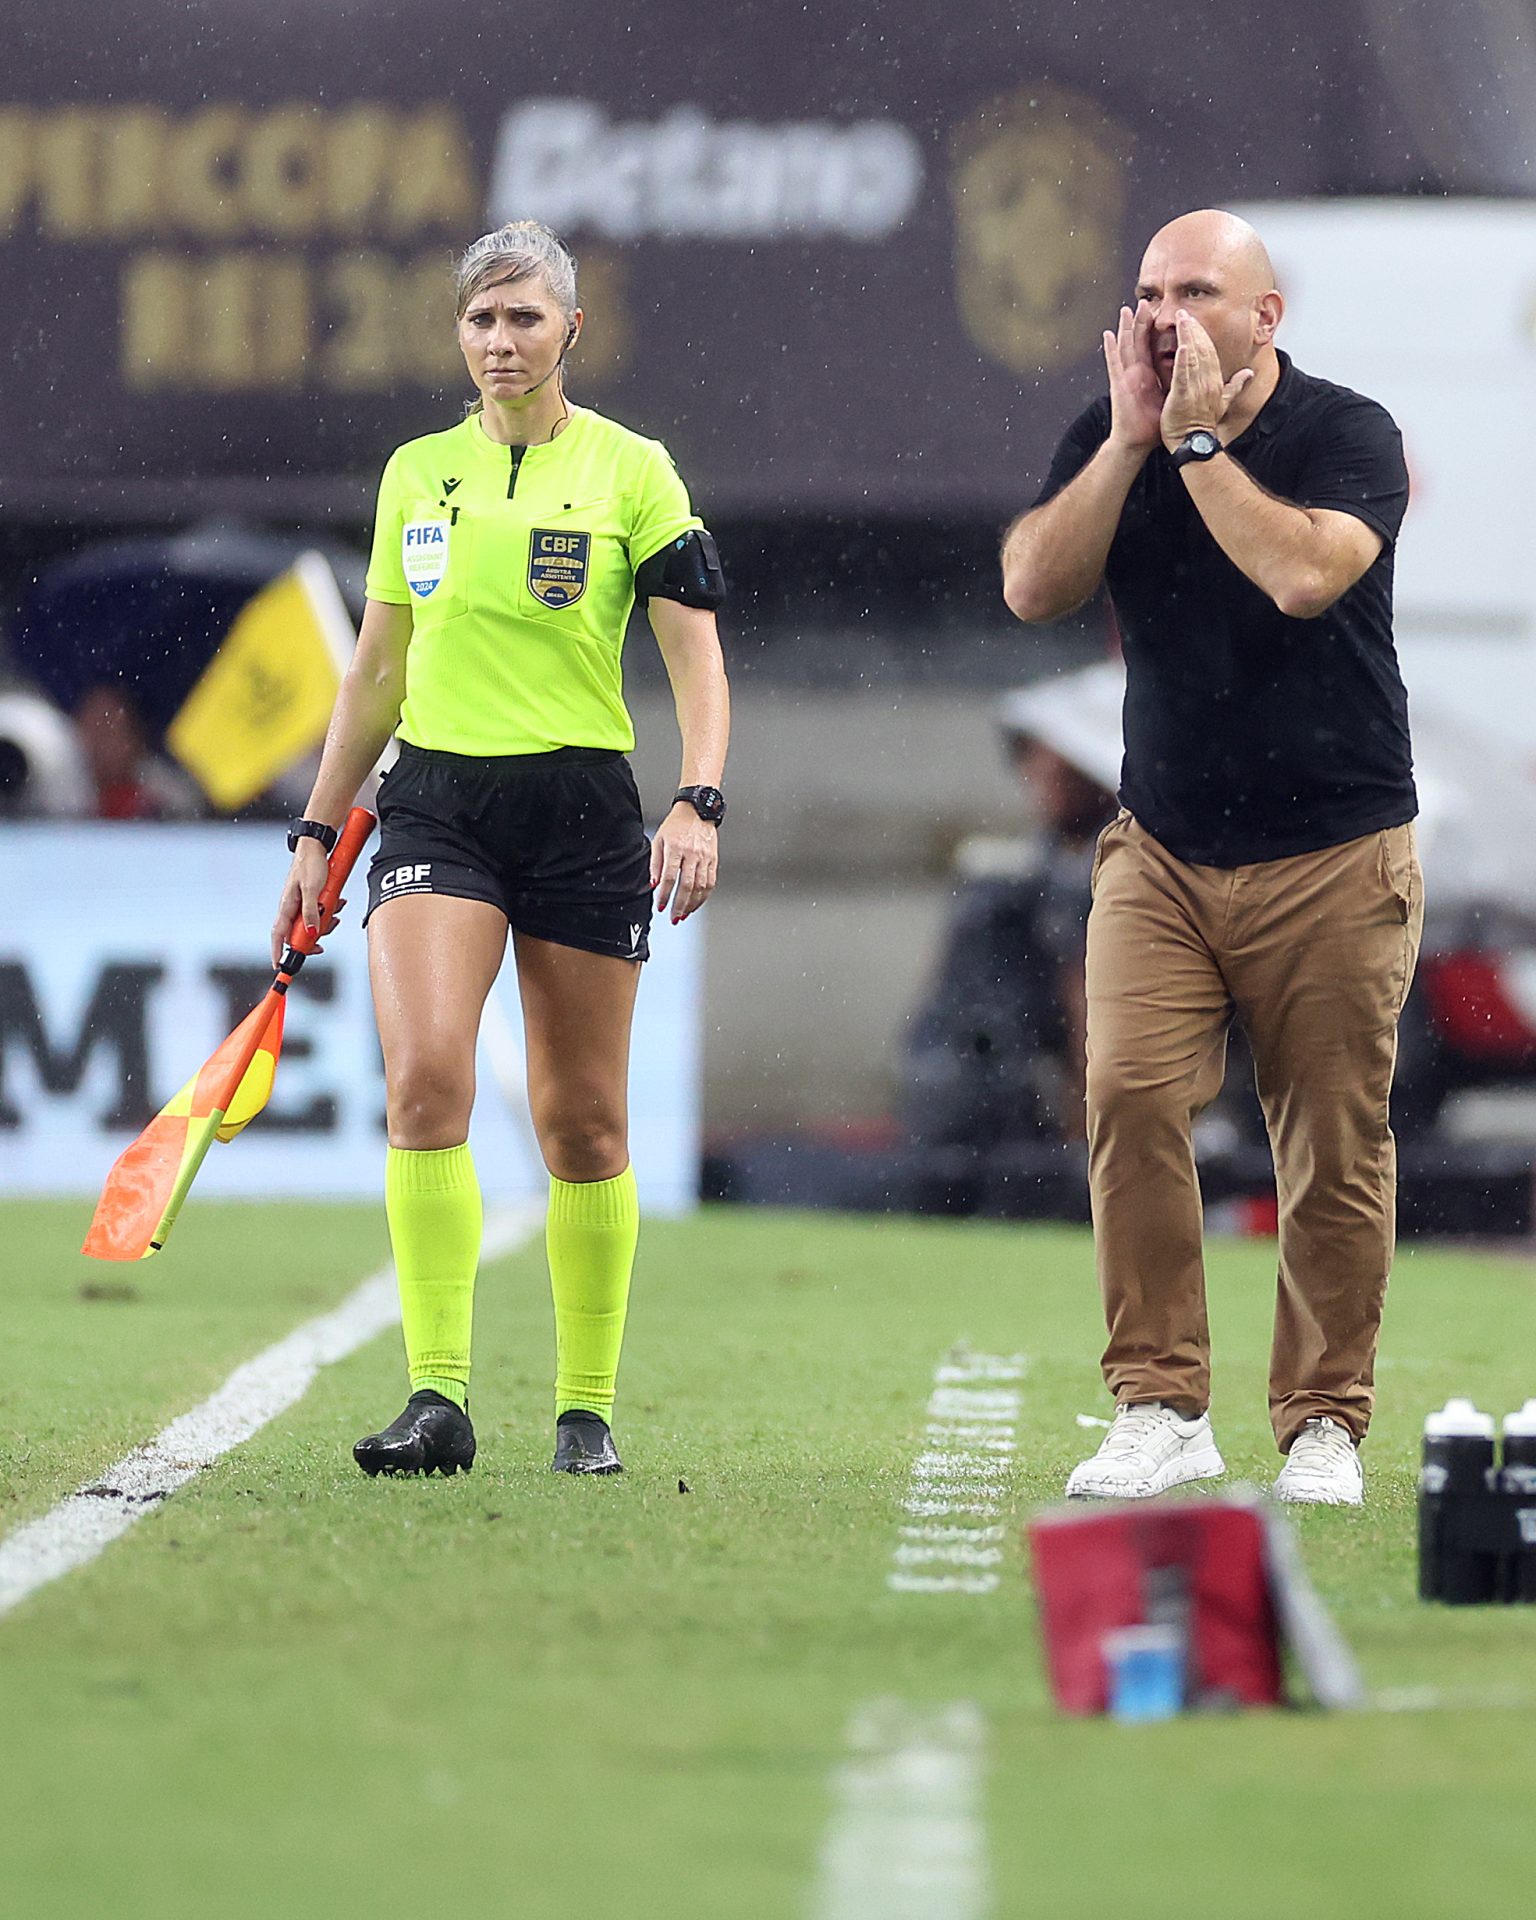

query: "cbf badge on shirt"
(402, 520), (451, 599)
(528, 529), (590, 609)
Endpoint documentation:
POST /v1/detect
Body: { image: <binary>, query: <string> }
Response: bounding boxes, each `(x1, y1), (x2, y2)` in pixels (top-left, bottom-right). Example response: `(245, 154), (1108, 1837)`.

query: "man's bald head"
(1133, 209), (1284, 389)
(1141, 210), (1276, 298)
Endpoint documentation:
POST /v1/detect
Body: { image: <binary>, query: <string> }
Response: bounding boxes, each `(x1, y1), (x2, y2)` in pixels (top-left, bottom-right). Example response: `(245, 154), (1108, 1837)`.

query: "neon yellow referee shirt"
(365, 405), (703, 756)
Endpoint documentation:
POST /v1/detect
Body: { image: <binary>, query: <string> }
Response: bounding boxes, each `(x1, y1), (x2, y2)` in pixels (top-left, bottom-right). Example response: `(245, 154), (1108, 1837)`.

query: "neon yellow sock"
(385, 1144), (481, 1412)
(547, 1166), (639, 1421)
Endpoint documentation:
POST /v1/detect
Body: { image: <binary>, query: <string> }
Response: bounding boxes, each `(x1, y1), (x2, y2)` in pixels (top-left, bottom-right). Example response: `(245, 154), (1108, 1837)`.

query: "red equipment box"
(1027, 1491), (1362, 1715)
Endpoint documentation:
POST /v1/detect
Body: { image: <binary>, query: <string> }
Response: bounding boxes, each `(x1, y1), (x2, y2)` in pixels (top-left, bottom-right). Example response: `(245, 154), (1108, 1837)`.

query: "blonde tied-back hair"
(454, 219), (578, 324)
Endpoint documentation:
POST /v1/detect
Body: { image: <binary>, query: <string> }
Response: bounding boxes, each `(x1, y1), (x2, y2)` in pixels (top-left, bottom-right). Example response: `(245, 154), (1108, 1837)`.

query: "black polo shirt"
(1033, 352), (1415, 866)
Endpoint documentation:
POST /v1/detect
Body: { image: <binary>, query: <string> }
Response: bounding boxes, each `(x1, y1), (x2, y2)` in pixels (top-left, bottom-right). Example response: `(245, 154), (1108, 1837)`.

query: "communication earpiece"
(521, 319), (578, 399)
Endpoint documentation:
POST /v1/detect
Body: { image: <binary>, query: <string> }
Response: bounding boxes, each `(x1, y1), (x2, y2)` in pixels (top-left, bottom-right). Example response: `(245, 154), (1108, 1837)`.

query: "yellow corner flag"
(166, 551), (352, 811)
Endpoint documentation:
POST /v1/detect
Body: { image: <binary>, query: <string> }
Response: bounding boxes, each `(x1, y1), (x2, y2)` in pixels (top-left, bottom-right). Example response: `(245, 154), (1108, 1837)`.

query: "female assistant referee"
(271, 221), (729, 1478)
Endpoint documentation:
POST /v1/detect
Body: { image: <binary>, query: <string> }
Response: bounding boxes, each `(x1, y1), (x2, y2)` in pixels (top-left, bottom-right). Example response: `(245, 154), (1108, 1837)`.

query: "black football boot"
(353, 1390), (476, 1476)
(550, 1409), (624, 1475)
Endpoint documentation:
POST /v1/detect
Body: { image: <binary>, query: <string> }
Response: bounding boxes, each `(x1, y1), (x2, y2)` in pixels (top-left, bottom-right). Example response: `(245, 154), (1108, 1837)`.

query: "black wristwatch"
(287, 817), (339, 855)
(1169, 428), (1223, 469)
(674, 785), (726, 825)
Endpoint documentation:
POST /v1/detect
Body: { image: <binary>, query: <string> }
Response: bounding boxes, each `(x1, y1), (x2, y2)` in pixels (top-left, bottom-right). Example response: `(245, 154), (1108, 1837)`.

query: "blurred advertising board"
(0, 0), (1456, 518)
(0, 826), (701, 1213)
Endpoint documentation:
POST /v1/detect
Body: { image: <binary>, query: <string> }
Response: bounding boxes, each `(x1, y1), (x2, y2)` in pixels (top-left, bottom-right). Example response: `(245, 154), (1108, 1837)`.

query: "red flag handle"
(282, 806), (376, 964)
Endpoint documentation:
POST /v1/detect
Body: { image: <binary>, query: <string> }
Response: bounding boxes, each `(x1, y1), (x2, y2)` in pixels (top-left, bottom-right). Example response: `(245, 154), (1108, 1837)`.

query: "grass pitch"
(3, 1199), (1535, 1918)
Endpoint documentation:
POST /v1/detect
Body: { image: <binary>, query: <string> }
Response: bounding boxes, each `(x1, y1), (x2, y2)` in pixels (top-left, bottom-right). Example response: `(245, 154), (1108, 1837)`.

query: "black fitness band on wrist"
(287, 817), (339, 855)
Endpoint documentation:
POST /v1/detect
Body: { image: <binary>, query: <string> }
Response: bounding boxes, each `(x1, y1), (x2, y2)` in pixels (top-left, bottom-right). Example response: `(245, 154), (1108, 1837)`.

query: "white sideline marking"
(891, 1544), (1004, 1569)
(898, 1525), (1005, 1544)
(888, 1349), (1024, 1596)
(886, 1574), (1000, 1596)
(0, 1203), (542, 1620)
(814, 1699), (989, 1920)
(1374, 1684), (1536, 1714)
(900, 1497), (999, 1518)
(810, 1349), (1024, 1916)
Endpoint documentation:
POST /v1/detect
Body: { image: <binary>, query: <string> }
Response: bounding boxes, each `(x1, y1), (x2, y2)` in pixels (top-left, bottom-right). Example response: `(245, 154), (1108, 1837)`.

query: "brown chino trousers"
(1084, 813), (1423, 1451)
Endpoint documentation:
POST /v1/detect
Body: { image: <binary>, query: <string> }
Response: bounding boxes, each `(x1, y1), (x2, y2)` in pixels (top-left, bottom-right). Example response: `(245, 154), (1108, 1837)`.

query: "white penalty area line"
(0, 1202), (543, 1621)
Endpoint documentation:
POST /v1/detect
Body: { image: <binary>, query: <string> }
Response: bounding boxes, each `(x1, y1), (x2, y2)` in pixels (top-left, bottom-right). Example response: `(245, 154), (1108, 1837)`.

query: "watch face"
(1191, 431), (1219, 455)
(694, 786), (725, 822)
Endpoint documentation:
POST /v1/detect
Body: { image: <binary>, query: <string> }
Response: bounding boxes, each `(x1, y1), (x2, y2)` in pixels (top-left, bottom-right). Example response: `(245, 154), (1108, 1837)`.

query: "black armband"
(634, 528), (726, 610)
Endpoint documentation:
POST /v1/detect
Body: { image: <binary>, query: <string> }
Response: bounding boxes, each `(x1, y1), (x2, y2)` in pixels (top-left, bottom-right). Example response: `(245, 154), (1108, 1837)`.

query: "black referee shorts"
(363, 743), (653, 962)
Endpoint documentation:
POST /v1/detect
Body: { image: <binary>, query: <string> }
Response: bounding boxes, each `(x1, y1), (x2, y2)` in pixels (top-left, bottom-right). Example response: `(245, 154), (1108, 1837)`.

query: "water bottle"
(1500, 1400), (1536, 1490)
(1104, 1625), (1184, 1722)
(1419, 1399), (1497, 1604)
(1500, 1400), (1536, 1603)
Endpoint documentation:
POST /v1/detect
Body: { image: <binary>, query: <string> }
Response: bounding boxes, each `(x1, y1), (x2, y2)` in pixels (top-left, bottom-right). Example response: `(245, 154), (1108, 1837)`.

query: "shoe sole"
(354, 1458), (471, 1477)
(1066, 1444), (1227, 1500)
(1272, 1481), (1363, 1507)
(549, 1460), (623, 1476)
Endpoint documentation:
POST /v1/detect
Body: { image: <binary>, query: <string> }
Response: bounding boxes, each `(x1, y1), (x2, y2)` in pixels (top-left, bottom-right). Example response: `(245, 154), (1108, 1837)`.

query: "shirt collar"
(461, 405), (586, 459)
(1234, 350), (1295, 444)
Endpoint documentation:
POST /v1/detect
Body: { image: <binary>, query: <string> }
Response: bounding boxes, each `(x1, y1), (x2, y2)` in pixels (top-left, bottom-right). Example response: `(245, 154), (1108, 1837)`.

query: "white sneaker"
(1273, 1418), (1364, 1507)
(1065, 1402), (1226, 1499)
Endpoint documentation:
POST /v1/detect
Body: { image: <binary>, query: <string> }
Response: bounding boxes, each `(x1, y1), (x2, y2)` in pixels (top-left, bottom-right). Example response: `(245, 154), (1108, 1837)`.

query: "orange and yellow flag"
(82, 999), (284, 1261)
(82, 805), (375, 1264)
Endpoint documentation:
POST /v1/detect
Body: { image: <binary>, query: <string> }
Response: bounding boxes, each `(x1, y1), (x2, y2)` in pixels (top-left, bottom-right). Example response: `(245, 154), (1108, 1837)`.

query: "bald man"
(1002, 210), (1420, 1507)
